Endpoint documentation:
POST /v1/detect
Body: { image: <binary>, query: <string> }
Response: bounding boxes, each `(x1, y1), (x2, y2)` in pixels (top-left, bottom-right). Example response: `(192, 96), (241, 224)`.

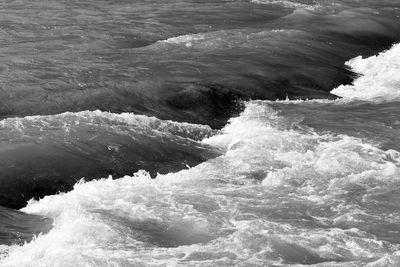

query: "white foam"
(331, 43), (400, 102)
(158, 31), (233, 49)
(158, 28), (303, 50)
(161, 33), (207, 47)
(251, 0), (318, 10)
(2, 101), (399, 266)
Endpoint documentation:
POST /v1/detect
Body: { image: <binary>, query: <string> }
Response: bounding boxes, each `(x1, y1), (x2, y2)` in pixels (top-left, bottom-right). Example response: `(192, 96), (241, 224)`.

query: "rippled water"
(0, 0), (400, 266)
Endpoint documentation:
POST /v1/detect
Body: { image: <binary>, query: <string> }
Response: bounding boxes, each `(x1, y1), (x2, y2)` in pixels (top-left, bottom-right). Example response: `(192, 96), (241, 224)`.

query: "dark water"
(0, 0), (399, 266)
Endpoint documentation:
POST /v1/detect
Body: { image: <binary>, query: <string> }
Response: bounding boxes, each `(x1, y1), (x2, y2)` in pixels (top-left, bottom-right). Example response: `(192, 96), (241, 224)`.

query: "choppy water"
(0, 0), (400, 266)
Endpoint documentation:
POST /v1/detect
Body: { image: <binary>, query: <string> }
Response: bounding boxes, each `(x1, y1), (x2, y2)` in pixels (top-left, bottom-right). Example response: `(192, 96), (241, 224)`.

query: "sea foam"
(2, 101), (399, 266)
(251, 0), (318, 10)
(331, 43), (400, 102)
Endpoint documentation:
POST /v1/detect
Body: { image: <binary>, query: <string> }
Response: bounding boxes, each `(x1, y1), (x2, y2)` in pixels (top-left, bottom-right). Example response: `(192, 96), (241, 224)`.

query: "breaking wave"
(0, 110), (218, 209)
(1, 97), (400, 266)
(1, 110), (214, 141)
(332, 43), (400, 102)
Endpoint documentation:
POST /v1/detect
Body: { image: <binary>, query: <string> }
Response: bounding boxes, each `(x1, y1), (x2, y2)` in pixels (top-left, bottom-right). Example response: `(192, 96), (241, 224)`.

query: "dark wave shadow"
(0, 205), (52, 246)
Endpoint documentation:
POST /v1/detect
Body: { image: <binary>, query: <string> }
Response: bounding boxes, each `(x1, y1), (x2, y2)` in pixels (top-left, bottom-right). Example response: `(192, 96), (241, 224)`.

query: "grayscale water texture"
(0, 0), (400, 266)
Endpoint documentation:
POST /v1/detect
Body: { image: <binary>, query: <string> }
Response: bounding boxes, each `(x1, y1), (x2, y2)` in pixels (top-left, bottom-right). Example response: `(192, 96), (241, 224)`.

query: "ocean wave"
(1, 110), (214, 141)
(331, 43), (400, 102)
(0, 110), (218, 210)
(2, 101), (399, 266)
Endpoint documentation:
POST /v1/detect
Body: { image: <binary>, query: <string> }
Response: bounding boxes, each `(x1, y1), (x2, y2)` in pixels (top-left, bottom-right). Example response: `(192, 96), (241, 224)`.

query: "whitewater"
(0, 41), (398, 266)
(0, 0), (400, 266)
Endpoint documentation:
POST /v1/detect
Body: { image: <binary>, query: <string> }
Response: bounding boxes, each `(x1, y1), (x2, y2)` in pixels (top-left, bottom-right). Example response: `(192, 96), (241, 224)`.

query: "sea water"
(0, 0), (399, 266)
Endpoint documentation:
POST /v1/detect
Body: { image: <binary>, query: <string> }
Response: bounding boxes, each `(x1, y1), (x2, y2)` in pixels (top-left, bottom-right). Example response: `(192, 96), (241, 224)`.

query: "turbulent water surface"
(0, 0), (400, 266)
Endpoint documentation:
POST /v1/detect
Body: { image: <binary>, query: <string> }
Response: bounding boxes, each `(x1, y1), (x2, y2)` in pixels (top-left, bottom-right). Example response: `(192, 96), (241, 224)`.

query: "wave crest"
(331, 43), (400, 102)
